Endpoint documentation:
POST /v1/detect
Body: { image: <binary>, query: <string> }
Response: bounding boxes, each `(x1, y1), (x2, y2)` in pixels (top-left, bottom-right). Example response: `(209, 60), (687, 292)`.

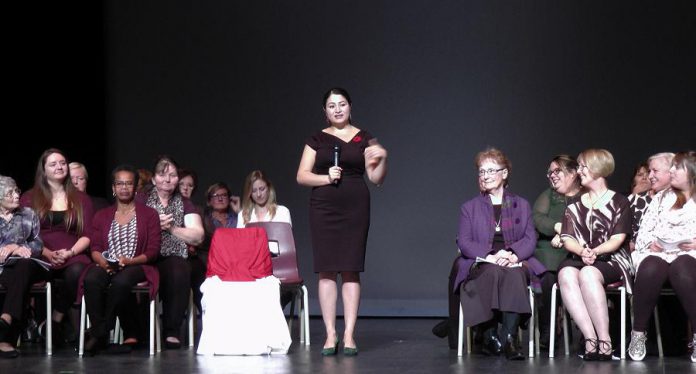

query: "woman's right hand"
(328, 166), (342, 184)
(44, 249), (65, 266)
(551, 234), (563, 248)
(159, 213), (174, 231)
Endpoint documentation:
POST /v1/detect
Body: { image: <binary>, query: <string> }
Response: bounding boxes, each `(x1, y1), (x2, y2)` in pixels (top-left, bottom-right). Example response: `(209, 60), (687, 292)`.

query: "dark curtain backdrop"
(5, 1), (695, 316)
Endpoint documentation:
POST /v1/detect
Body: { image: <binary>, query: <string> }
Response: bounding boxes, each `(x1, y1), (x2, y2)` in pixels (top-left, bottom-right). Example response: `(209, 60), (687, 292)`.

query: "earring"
(113, 191), (116, 197)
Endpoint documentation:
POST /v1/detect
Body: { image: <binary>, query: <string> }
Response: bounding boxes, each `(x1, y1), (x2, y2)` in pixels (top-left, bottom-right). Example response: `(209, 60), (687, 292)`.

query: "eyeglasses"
(114, 181), (135, 188)
(3, 188), (21, 198)
(546, 168), (563, 178)
(210, 193), (229, 200)
(478, 168), (505, 177)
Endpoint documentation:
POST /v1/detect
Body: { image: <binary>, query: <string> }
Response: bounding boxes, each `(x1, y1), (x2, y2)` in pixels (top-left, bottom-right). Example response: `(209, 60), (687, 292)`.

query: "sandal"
(582, 338), (599, 361)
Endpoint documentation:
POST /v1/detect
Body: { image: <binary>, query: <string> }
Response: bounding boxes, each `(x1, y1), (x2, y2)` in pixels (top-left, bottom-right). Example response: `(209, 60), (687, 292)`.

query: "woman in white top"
(237, 170), (291, 227)
(628, 151), (696, 362)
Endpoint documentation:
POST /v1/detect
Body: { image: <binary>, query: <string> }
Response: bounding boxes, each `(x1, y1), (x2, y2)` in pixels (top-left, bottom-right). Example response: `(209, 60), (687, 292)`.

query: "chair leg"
(149, 296), (156, 356)
(78, 296), (86, 357)
(528, 286), (535, 358)
(287, 291), (296, 335)
(620, 287), (626, 359)
(654, 306), (663, 358)
(46, 282), (52, 356)
(188, 291), (195, 348)
(549, 283), (557, 358)
(563, 308), (570, 356)
(301, 285), (310, 345)
(457, 303), (464, 357)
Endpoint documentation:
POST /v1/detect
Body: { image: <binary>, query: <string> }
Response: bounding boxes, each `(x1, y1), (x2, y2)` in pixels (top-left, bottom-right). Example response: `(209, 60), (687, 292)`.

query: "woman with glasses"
(0, 176), (46, 358)
(81, 165), (161, 354)
(557, 149), (633, 361)
(136, 155), (204, 349)
(628, 151), (696, 362)
(20, 148), (94, 345)
(531, 155), (582, 348)
(237, 170), (290, 228)
(452, 147), (543, 360)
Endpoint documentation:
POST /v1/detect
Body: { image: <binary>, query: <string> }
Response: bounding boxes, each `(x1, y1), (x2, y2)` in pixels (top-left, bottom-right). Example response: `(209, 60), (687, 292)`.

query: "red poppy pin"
(352, 135), (362, 143)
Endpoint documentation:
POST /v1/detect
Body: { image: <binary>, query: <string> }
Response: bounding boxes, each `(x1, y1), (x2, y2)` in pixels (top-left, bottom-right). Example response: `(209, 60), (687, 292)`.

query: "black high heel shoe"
(597, 340), (613, 361)
(582, 338), (599, 361)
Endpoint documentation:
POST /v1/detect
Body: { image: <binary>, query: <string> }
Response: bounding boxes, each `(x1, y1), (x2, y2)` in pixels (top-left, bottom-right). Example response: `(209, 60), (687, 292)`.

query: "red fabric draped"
(206, 228), (273, 281)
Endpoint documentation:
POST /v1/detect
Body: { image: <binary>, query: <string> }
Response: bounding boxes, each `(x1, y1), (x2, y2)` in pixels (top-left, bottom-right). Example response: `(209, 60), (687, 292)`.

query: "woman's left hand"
(508, 253), (519, 264)
(118, 256), (132, 268)
(13, 246), (31, 258)
(678, 238), (696, 251)
(364, 144), (387, 167)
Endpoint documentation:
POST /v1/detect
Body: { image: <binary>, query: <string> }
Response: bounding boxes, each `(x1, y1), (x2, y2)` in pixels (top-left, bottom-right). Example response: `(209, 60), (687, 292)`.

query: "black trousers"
(83, 265), (145, 339)
(158, 256), (199, 338)
(0, 259), (46, 344)
(48, 261), (87, 314)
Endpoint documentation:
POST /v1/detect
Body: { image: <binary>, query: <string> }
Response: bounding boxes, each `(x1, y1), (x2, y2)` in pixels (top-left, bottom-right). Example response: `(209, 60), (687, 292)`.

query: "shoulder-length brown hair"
(671, 151), (696, 209)
(30, 148), (85, 234)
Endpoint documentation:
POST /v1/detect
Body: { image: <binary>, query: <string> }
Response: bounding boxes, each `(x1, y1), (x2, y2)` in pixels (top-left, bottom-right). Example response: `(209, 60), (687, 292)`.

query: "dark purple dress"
(306, 130), (373, 272)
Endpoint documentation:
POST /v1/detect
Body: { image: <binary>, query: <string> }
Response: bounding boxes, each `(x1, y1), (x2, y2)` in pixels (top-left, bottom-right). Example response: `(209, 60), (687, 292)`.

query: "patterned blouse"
(561, 191), (634, 291)
(106, 216), (137, 259)
(0, 207), (43, 274)
(628, 190), (652, 241)
(633, 190), (696, 270)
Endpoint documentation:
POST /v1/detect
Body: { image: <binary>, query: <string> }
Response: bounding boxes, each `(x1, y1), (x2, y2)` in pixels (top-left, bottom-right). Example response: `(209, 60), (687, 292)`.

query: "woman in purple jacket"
(82, 165), (161, 354)
(453, 148), (543, 360)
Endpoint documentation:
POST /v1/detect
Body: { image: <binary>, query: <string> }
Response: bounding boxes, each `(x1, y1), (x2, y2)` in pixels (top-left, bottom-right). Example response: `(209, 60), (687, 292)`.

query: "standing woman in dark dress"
(20, 148), (94, 343)
(297, 87), (388, 356)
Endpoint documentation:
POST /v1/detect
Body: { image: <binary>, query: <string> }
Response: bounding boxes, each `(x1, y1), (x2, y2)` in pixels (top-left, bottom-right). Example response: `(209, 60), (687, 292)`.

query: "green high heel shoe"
(343, 344), (359, 356)
(321, 339), (339, 356)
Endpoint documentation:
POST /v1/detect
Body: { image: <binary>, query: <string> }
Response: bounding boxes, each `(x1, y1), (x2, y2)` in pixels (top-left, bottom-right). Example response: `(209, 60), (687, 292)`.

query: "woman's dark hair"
(111, 164), (139, 187)
(322, 87), (352, 107)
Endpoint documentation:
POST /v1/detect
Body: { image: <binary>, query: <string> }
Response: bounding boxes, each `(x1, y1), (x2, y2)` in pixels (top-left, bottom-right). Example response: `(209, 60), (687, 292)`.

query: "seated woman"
(453, 148), (543, 360)
(628, 154), (675, 251)
(557, 149), (633, 361)
(20, 148), (94, 345)
(236, 171), (293, 308)
(202, 182), (241, 263)
(628, 151), (696, 362)
(532, 155), (582, 348)
(0, 176), (46, 359)
(236, 170), (291, 228)
(137, 155), (204, 349)
(81, 165), (161, 354)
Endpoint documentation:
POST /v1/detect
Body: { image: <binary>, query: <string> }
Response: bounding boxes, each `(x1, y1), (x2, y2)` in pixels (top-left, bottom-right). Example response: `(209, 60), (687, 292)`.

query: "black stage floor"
(1, 318), (694, 373)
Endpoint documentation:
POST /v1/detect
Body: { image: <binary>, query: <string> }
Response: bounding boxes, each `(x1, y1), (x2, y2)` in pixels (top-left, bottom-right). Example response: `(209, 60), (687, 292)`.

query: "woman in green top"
(533, 155), (582, 348)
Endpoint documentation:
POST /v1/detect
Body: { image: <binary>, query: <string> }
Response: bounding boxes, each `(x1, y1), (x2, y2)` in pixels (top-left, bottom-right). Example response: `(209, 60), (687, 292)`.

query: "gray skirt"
(459, 263), (531, 327)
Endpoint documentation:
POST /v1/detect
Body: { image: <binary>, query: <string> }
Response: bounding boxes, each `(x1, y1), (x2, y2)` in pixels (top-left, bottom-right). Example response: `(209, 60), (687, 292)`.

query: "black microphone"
(333, 144), (340, 184)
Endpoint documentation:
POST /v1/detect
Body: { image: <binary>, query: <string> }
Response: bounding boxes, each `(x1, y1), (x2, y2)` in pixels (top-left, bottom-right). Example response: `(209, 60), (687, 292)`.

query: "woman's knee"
(578, 266), (603, 284)
(557, 267), (579, 287)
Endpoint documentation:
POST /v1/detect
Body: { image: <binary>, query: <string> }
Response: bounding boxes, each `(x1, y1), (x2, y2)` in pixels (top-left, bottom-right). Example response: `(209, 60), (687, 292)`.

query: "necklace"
(116, 206), (135, 215)
(495, 214), (502, 232)
(587, 189), (609, 209)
